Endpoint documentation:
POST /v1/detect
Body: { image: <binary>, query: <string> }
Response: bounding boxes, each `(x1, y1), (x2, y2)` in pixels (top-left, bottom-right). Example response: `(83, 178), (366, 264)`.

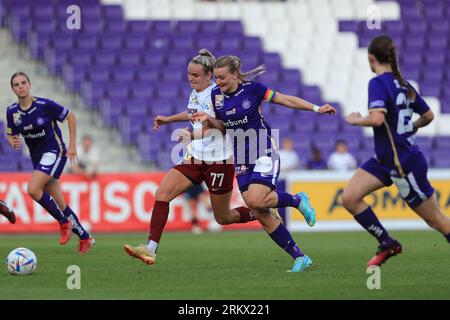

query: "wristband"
(313, 105), (320, 112)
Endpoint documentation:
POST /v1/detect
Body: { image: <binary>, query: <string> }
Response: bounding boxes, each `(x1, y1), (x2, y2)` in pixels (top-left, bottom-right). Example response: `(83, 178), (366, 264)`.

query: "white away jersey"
(186, 83), (233, 161)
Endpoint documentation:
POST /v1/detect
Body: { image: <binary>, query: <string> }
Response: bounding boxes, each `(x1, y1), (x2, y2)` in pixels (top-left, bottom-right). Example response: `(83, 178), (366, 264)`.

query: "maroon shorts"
(173, 158), (235, 195)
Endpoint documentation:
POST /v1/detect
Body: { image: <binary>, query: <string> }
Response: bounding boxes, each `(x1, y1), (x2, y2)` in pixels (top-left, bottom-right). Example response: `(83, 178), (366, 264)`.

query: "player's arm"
(154, 111), (190, 129)
(345, 110), (385, 127)
(272, 93), (336, 114)
(7, 135), (21, 150)
(413, 109), (434, 131)
(66, 112), (77, 164)
(5, 111), (21, 149)
(190, 112), (226, 135)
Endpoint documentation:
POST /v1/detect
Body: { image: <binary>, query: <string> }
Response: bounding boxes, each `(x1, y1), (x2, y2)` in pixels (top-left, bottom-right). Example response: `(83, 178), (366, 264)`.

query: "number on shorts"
(210, 172), (224, 188)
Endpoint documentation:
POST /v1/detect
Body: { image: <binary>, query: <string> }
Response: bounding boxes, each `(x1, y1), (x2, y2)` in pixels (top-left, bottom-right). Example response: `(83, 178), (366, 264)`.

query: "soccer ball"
(6, 248), (37, 275)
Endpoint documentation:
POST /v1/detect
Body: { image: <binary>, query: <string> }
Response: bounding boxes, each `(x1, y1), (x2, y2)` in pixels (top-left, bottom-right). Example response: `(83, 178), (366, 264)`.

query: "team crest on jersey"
(12, 112), (22, 125)
(242, 99), (251, 109)
(215, 95), (224, 109)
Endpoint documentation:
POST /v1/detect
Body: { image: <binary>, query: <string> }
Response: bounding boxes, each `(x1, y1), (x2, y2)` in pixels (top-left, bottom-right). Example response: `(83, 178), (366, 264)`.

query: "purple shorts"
(360, 152), (434, 208)
(32, 152), (67, 179)
(236, 153), (281, 193)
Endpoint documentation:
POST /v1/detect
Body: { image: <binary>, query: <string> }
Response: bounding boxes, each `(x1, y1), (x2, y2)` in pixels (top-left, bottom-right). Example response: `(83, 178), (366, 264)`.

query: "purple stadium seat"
(223, 20), (243, 35)
(127, 20), (152, 34)
(176, 20), (199, 36)
(199, 20), (223, 36)
(195, 38), (219, 52)
(102, 5), (123, 21)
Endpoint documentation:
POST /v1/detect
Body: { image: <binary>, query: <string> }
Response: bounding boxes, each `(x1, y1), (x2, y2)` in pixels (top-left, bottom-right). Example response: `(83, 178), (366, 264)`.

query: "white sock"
(146, 240), (158, 256)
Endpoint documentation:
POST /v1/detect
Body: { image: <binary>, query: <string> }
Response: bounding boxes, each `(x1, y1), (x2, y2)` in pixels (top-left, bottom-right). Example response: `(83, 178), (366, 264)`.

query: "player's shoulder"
(6, 102), (18, 113)
(211, 85), (221, 95)
(33, 96), (52, 105)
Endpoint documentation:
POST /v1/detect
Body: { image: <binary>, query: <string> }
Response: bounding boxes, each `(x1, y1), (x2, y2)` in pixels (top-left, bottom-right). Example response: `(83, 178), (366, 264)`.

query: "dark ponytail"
(368, 35), (416, 100)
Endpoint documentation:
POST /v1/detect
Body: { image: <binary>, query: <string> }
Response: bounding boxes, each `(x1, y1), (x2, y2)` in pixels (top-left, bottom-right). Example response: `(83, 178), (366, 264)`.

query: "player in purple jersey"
(192, 55), (336, 272)
(6, 72), (94, 253)
(343, 35), (450, 267)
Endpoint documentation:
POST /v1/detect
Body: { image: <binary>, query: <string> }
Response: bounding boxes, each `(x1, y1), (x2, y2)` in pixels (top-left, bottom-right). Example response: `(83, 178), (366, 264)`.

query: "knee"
(245, 194), (266, 211)
(341, 189), (357, 211)
(27, 185), (41, 201)
(155, 187), (173, 202)
(214, 215), (231, 225)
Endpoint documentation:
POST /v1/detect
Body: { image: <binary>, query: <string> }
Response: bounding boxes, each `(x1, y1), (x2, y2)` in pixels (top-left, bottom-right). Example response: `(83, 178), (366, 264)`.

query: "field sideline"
(0, 230), (449, 300)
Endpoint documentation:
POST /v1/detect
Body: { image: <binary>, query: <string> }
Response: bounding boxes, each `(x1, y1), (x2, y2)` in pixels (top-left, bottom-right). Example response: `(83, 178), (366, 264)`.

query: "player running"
(124, 49), (261, 265)
(343, 35), (450, 267)
(5, 72), (94, 253)
(192, 55), (336, 272)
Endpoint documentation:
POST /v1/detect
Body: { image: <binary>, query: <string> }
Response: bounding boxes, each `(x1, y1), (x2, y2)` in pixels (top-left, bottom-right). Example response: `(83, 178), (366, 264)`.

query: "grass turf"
(0, 230), (449, 300)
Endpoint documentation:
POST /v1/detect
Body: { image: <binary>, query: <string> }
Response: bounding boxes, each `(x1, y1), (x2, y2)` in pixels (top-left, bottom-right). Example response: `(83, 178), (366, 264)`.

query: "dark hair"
(214, 55), (266, 82)
(190, 48), (216, 74)
(10, 72), (31, 88)
(335, 140), (347, 146)
(368, 35), (416, 100)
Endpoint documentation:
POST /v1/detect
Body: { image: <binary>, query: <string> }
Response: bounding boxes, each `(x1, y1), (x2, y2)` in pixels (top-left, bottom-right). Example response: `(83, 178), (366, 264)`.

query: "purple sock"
(269, 223), (303, 259)
(275, 190), (300, 208)
(63, 206), (90, 240)
(354, 206), (395, 248)
(37, 192), (68, 223)
(445, 233), (450, 243)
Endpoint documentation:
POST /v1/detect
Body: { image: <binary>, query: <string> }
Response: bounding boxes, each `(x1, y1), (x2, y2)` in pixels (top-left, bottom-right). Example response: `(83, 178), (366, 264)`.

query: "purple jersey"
(211, 81), (277, 165)
(368, 72), (430, 174)
(6, 97), (69, 161)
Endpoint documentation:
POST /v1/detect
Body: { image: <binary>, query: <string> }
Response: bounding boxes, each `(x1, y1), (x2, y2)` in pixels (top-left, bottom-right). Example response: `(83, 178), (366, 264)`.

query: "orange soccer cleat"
(59, 220), (72, 245)
(79, 236), (95, 254)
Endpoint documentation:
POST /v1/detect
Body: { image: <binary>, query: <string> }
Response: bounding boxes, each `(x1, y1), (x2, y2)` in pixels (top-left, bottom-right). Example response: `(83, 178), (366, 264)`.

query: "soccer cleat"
(269, 208), (283, 224)
(367, 241), (402, 267)
(295, 192), (316, 227)
(290, 255), (313, 272)
(124, 244), (156, 265)
(59, 220), (72, 245)
(0, 200), (16, 224)
(79, 236), (95, 254)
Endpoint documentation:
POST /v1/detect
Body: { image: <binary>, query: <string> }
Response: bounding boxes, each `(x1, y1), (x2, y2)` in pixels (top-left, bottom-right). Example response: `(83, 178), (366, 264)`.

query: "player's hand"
(67, 143), (77, 165)
(190, 112), (209, 123)
(318, 104), (337, 115)
(345, 112), (362, 125)
(178, 128), (191, 143)
(153, 115), (170, 130)
(10, 136), (22, 149)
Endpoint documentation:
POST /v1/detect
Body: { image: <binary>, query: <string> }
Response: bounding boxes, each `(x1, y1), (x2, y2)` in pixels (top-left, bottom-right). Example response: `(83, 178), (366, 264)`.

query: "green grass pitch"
(0, 230), (449, 300)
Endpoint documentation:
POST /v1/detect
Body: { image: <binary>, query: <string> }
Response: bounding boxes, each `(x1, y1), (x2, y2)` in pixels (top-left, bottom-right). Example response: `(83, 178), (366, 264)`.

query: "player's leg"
(244, 155), (316, 226)
(28, 170), (68, 224)
(44, 179), (92, 247)
(124, 167), (194, 264)
(242, 184), (312, 272)
(342, 163), (401, 266)
(412, 194), (450, 243)
(401, 153), (450, 243)
(204, 162), (255, 225)
(186, 185), (203, 234)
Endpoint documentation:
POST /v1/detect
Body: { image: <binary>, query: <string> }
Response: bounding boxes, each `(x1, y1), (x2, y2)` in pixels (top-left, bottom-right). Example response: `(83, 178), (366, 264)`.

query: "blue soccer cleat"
(296, 192), (316, 227)
(290, 255), (313, 272)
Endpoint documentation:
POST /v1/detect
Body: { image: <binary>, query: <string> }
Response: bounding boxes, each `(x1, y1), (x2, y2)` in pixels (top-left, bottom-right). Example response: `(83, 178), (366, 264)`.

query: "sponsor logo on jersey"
(226, 108), (236, 115)
(223, 116), (248, 128)
(23, 129), (45, 139)
(13, 112), (22, 125)
(215, 95), (224, 109)
(242, 99), (251, 109)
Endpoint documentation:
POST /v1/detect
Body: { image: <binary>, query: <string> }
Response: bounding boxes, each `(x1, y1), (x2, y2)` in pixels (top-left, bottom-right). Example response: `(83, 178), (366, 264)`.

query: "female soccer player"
(6, 72), (94, 253)
(342, 35), (450, 267)
(192, 55), (336, 272)
(124, 49), (260, 265)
